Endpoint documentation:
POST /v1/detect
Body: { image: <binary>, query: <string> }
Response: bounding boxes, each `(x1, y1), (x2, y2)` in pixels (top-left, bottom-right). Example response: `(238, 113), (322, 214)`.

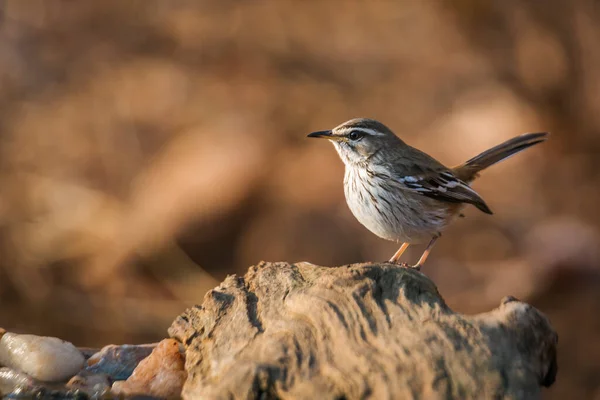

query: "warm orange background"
(0, 2), (598, 398)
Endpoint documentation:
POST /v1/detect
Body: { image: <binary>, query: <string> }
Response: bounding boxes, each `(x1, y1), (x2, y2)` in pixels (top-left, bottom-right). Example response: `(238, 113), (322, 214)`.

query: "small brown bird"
(308, 118), (548, 269)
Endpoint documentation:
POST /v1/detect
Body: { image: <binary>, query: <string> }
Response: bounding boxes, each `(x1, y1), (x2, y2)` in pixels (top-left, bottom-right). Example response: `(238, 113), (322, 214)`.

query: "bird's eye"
(348, 131), (363, 141)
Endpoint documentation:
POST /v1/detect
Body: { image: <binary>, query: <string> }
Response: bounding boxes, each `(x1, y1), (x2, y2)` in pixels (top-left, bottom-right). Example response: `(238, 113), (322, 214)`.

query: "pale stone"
(0, 332), (84, 382)
(0, 367), (36, 394)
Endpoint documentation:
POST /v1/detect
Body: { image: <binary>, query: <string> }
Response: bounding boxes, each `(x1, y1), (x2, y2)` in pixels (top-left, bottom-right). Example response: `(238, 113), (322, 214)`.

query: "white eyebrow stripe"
(339, 127), (384, 136)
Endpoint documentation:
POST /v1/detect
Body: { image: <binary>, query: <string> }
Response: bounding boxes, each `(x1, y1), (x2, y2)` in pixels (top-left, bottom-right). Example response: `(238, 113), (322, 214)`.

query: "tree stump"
(169, 262), (558, 399)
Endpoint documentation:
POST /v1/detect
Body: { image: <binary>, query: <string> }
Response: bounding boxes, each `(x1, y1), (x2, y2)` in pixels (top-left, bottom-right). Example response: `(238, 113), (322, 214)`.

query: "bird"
(307, 118), (548, 269)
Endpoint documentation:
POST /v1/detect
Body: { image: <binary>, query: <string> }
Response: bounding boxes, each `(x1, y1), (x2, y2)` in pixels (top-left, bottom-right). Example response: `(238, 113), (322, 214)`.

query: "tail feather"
(453, 132), (549, 182)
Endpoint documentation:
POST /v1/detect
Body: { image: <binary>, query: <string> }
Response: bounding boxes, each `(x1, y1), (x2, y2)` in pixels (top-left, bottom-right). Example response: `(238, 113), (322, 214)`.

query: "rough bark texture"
(169, 262), (558, 400)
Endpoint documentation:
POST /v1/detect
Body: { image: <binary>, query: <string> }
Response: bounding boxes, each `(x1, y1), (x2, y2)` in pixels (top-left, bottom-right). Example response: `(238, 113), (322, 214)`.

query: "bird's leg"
(389, 242), (410, 263)
(411, 234), (440, 270)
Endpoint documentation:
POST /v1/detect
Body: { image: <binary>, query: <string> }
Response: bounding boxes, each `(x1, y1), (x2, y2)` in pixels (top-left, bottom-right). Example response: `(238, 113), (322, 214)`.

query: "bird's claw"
(387, 260), (420, 271)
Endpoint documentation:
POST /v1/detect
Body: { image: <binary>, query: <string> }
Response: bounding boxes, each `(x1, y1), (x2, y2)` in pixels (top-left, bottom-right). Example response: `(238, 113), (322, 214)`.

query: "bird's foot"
(387, 259), (404, 265)
(387, 260), (420, 271)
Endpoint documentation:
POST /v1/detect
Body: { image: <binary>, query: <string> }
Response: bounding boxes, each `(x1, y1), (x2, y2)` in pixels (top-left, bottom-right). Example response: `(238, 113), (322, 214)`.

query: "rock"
(66, 371), (111, 397)
(169, 261), (558, 399)
(3, 386), (88, 399)
(0, 368), (36, 395)
(0, 332), (85, 382)
(85, 343), (156, 380)
(111, 339), (186, 398)
(77, 347), (100, 361)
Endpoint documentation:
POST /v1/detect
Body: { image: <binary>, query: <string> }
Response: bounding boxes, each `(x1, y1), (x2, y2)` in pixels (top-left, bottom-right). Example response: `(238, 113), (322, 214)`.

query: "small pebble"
(3, 386), (89, 399)
(0, 368), (36, 394)
(77, 347), (101, 361)
(85, 343), (156, 380)
(0, 332), (85, 382)
(111, 339), (186, 398)
(67, 371), (111, 397)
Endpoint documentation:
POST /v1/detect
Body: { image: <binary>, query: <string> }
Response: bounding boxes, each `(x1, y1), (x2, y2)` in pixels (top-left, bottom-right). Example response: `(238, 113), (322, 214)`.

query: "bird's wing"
(398, 169), (493, 214)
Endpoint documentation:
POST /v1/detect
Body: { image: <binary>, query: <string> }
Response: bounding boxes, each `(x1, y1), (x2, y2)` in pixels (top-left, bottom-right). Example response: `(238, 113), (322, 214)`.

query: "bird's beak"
(307, 130), (334, 139)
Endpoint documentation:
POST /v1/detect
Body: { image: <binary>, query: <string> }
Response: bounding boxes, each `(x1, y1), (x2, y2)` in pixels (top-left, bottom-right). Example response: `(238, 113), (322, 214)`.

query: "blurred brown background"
(0, 1), (599, 398)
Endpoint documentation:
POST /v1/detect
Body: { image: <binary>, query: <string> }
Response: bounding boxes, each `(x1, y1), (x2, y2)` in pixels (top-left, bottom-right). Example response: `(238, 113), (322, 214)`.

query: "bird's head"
(307, 118), (403, 165)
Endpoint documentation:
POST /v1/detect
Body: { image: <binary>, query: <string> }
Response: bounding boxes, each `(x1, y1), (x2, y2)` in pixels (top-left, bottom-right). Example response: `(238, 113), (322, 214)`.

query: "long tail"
(453, 132), (549, 182)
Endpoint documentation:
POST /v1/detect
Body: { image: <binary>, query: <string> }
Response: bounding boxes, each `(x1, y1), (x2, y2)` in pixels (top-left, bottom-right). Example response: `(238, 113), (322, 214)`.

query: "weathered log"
(169, 262), (558, 399)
